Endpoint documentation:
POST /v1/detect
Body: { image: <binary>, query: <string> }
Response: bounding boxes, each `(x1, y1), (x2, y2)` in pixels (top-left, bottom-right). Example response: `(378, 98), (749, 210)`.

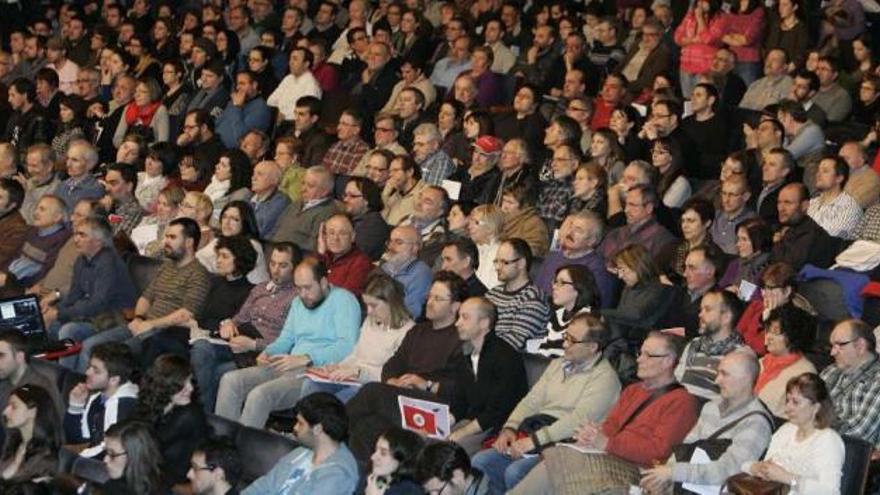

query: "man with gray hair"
(0, 142), (18, 179)
(270, 165), (341, 253)
(535, 211), (616, 308)
(248, 160), (290, 236)
(0, 194), (71, 296)
(20, 143), (61, 224)
(642, 349), (772, 493)
(55, 140), (103, 210)
(43, 216), (137, 348)
(379, 225), (433, 319)
(412, 122), (455, 185)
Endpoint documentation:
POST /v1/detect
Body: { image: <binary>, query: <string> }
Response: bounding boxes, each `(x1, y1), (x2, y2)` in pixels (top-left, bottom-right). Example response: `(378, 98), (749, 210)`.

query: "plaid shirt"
(538, 176), (573, 231)
(856, 204), (880, 242)
(322, 137), (370, 176)
(419, 149), (456, 185)
(821, 356), (880, 447)
(112, 196), (144, 237)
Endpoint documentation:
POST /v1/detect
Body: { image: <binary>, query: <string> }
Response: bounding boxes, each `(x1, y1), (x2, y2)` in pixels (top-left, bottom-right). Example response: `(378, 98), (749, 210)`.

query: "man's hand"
(219, 320), (239, 340)
(256, 351), (271, 366)
(492, 428), (518, 453)
(574, 421), (601, 447)
(128, 318), (153, 336)
(39, 291), (59, 312)
(395, 373), (428, 390)
(509, 437), (536, 459)
(269, 354), (311, 373)
(640, 465), (673, 494)
(316, 221), (327, 255)
(0, 272), (8, 287)
(228, 335), (257, 353)
(12, 173), (27, 188)
(68, 383), (90, 407)
(231, 89), (247, 107)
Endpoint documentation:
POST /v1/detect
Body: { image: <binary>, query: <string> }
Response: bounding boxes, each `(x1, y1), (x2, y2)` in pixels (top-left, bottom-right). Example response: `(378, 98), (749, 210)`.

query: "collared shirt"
(323, 137), (371, 176)
(808, 192), (863, 240)
(739, 75), (793, 111)
(111, 196), (144, 236)
(537, 176), (573, 230)
(820, 355), (880, 447)
(711, 208), (757, 255)
(267, 71), (322, 121)
(429, 57), (472, 89)
(232, 280), (297, 351)
(419, 149), (456, 186)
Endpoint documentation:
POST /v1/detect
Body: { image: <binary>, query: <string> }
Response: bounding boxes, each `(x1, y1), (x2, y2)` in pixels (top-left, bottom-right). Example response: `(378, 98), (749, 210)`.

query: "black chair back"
(236, 425), (299, 483)
(842, 434), (872, 495)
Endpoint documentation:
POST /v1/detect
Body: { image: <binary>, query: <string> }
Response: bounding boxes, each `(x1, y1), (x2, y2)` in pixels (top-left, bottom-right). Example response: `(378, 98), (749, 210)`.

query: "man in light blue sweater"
(215, 257), (361, 428)
(243, 392), (358, 495)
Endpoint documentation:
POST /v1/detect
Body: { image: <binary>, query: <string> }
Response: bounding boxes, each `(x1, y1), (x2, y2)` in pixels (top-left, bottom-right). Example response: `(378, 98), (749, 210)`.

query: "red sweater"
(602, 382), (699, 467)
(322, 247), (373, 296)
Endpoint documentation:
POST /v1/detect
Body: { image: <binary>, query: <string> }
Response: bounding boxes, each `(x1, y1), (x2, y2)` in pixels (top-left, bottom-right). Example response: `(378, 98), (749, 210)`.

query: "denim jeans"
(679, 70), (699, 99)
(190, 340), (238, 412)
(299, 378), (361, 403)
(471, 447), (542, 494)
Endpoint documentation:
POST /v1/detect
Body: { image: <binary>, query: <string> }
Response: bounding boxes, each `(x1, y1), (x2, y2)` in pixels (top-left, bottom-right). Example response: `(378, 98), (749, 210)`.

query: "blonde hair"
(471, 204), (504, 239)
(185, 191), (213, 224)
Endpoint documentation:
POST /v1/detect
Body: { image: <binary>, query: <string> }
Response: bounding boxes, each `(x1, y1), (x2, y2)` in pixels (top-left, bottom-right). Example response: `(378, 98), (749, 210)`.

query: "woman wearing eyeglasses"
(754, 306), (816, 419)
(529, 264), (601, 360)
(100, 420), (167, 495)
(0, 385), (60, 493)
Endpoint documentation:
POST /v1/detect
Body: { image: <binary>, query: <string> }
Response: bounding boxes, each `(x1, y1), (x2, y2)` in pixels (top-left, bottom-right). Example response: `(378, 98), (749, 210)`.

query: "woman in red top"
(721, 0), (766, 85)
(674, 0), (726, 98)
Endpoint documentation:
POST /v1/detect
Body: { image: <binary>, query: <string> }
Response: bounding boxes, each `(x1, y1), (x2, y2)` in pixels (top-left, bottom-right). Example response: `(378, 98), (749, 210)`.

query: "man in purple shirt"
(536, 211), (617, 308)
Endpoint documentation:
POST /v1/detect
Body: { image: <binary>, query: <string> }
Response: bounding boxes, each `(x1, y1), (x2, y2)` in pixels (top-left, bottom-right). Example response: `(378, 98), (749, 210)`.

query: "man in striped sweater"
(485, 238), (550, 351)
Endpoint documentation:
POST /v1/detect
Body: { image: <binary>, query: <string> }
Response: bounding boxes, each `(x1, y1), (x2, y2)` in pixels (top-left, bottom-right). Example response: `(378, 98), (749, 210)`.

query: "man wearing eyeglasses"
(711, 176), (756, 255)
(619, 18), (672, 101)
(187, 438), (242, 495)
(820, 319), (880, 449)
(471, 313), (621, 493)
(512, 331), (699, 493)
(379, 225), (432, 319)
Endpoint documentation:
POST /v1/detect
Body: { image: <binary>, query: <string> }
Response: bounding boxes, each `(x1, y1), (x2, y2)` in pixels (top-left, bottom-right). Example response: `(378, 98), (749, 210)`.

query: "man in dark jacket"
(353, 41), (400, 138)
(771, 183), (835, 270)
(293, 96), (333, 168)
(3, 78), (52, 155)
(63, 343), (139, 453)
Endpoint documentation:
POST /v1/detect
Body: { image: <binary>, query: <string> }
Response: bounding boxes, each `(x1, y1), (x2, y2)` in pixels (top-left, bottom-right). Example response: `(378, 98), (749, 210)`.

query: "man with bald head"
(643, 349), (772, 493)
(0, 194), (71, 296)
(379, 225), (432, 319)
(820, 319), (880, 448)
(448, 296), (527, 454)
(317, 214), (373, 296)
(770, 182), (834, 270)
(248, 160), (290, 236)
(270, 165), (341, 253)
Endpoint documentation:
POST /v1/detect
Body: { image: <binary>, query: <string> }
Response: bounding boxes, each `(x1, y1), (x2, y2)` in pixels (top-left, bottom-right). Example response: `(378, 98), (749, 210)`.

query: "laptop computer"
(0, 294), (65, 355)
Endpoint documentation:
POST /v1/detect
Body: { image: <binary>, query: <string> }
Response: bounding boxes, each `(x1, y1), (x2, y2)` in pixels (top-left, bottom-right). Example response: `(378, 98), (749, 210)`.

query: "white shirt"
(742, 423), (844, 495)
(267, 71), (323, 121)
(476, 241), (501, 289)
(48, 59), (80, 95)
(808, 191), (863, 240)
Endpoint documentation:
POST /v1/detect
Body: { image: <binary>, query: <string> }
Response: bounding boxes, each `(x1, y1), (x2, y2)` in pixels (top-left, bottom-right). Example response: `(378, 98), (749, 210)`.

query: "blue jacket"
(242, 444), (358, 495)
(250, 190), (291, 238)
(265, 286), (361, 365)
(380, 258), (432, 320)
(57, 247), (137, 321)
(216, 96), (272, 148)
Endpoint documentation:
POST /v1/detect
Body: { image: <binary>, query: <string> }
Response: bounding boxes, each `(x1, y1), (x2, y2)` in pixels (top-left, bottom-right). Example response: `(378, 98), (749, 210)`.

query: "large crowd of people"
(0, 0), (878, 493)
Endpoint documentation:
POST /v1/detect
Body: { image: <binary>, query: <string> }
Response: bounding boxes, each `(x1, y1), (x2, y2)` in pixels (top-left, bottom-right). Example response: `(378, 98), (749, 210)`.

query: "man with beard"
(187, 438), (244, 495)
(243, 393), (358, 494)
(215, 257), (360, 428)
(63, 343), (138, 454)
(73, 218), (211, 372)
(674, 289), (744, 401)
(771, 182), (835, 270)
(379, 225), (433, 319)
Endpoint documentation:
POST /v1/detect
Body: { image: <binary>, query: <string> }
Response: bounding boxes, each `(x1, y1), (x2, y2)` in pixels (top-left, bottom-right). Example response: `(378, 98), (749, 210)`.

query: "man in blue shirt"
(216, 70), (272, 149)
(243, 392), (358, 495)
(379, 225), (432, 319)
(215, 257), (361, 428)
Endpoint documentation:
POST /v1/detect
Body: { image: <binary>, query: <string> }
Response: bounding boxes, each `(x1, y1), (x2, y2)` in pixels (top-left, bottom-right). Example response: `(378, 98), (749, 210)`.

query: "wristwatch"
(789, 477), (798, 488)
(425, 380), (435, 392)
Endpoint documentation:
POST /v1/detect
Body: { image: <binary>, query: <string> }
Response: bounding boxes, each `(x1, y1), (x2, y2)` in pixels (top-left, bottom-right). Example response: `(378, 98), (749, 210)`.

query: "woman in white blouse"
(742, 372), (844, 494)
(468, 204), (504, 289)
(298, 273), (415, 403)
(651, 137), (691, 208)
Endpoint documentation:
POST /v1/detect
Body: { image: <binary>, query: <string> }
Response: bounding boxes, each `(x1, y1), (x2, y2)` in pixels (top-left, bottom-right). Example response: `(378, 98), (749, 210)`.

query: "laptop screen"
(0, 295), (46, 344)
